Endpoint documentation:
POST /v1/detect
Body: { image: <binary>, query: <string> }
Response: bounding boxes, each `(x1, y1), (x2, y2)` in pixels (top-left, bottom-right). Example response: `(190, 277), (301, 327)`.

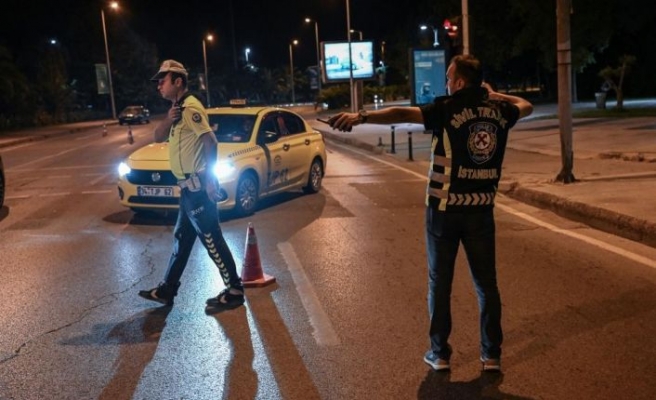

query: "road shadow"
(60, 307), (171, 399)
(207, 304), (258, 400)
(103, 190), (314, 225)
(206, 285), (321, 399)
(0, 205), (8, 221)
(417, 371), (535, 399)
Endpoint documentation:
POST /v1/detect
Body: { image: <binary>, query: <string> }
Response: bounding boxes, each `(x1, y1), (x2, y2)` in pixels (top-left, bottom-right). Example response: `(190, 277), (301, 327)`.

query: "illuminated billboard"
(321, 40), (375, 82)
(410, 49), (447, 105)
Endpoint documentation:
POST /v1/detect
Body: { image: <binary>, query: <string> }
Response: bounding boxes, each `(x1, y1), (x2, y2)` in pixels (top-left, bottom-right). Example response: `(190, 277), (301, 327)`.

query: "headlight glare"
(118, 162), (131, 177)
(213, 161), (236, 180)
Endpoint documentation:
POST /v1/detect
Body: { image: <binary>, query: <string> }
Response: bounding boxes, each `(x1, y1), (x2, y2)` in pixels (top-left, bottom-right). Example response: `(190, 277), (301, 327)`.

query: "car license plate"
(137, 186), (174, 197)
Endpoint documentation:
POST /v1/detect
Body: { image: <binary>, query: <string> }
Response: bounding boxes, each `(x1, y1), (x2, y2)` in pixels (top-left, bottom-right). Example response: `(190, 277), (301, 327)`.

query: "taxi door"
(273, 111), (314, 188)
(256, 113), (293, 195)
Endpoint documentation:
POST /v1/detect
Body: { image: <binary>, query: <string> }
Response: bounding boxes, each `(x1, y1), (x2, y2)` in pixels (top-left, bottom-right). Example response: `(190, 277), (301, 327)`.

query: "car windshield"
(209, 114), (256, 143)
(122, 106), (142, 114)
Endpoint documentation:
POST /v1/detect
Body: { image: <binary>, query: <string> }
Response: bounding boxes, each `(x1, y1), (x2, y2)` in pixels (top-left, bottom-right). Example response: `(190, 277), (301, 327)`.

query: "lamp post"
(202, 34), (213, 107)
(304, 17), (321, 91)
(345, 0), (356, 112)
(101, 1), (119, 120)
(420, 24), (439, 47)
(244, 47), (250, 64)
(288, 40), (298, 104)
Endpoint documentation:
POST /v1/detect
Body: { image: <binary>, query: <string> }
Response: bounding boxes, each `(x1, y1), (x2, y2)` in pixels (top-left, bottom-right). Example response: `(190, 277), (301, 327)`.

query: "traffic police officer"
(138, 60), (244, 313)
(327, 55), (533, 372)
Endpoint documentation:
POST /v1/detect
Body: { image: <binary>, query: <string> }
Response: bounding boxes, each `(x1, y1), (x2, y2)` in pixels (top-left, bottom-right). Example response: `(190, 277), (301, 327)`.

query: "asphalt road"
(1, 123), (656, 399)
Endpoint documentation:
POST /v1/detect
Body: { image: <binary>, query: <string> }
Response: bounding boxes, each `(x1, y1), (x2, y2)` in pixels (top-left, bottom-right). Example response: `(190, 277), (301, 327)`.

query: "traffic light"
(443, 17), (462, 53)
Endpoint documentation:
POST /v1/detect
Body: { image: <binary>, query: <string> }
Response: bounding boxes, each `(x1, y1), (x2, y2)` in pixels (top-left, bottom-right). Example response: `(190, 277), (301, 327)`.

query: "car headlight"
(118, 162), (132, 177)
(213, 160), (236, 180)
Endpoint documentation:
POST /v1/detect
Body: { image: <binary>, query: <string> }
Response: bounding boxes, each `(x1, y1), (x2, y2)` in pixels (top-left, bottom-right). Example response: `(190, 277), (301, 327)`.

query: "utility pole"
(556, 0), (575, 183)
(462, 0), (470, 55)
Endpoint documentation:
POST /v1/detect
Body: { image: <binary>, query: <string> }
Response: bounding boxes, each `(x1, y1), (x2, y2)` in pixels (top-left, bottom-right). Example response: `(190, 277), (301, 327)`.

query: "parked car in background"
(118, 105), (150, 125)
(0, 153), (5, 208)
(117, 103), (327, 216)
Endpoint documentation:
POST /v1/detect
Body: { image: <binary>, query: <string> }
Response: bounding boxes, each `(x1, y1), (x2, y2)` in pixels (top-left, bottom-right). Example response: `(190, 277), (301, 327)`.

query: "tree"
(599, 54), (636, 109)
(0, 46), (33, 129)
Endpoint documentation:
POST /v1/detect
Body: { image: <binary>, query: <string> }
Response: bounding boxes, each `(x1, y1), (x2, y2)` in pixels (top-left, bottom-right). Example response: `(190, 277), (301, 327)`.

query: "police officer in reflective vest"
(138, 60), (244, 313)
(327, 54), (533, 372)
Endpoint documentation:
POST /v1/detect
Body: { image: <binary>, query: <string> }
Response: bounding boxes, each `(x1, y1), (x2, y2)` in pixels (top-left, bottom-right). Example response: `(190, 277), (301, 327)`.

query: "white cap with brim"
(150, 59), (188, 81)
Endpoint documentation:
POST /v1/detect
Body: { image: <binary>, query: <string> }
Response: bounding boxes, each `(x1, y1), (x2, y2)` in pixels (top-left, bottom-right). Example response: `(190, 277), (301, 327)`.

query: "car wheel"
(302, 158), (323, 194)
(234, 172), (258, 216)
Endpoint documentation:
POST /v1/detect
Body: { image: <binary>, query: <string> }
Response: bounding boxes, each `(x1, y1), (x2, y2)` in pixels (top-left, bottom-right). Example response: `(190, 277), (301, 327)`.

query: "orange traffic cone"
(127, 126), (134, 144)
(241, 222), (276, 288)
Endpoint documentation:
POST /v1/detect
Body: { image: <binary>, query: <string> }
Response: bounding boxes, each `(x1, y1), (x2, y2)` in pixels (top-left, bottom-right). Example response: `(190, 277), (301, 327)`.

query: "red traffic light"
(443, 18), (459, 39)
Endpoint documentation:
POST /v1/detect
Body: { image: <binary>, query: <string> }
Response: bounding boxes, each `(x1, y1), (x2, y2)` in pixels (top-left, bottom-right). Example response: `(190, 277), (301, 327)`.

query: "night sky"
(2, 0), (413, 71)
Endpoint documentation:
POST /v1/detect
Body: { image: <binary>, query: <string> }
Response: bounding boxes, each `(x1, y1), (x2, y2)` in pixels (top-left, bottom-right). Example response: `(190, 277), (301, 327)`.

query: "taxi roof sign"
(229, 99), (247, 107)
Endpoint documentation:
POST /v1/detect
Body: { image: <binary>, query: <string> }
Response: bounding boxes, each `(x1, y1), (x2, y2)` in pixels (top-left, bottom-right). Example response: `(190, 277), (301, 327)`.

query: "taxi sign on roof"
(229, 99), (247, 107)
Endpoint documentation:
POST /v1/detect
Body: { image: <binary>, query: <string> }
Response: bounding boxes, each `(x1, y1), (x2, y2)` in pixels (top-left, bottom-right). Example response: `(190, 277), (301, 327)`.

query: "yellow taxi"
(117, 104), (327, 216)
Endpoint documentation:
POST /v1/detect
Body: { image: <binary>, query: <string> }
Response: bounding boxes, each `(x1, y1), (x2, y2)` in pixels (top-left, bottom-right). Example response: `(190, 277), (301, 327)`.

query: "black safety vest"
(420, 87), (520, 213)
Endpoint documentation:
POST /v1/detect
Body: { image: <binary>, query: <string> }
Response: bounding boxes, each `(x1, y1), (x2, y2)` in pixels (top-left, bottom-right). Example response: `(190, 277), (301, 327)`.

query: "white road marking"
(495, 202), (656, 269)
(333, 142), (656, 270)
(81, 190), (113, 195)
(40, 192), (70, 197)
(277, 242), (341, 346)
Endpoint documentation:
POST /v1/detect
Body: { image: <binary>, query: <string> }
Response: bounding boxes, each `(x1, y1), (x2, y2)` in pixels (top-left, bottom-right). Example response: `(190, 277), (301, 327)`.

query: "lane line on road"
(81, 190), (113, 195)
(278, 241), (341, 347)
(496, 203), (656, 270)
(333, 142), (656, 270)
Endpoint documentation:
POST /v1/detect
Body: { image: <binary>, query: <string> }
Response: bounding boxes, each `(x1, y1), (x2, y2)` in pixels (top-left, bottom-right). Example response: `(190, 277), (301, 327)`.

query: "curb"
(322, 131), (656, 249)
(321, 130), (385, 154)
(500, 183), (656, 248)
(0, 122), (117, 150)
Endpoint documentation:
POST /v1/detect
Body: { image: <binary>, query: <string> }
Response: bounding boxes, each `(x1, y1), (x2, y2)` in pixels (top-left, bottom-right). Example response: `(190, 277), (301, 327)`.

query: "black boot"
(138, 282), (180, 306)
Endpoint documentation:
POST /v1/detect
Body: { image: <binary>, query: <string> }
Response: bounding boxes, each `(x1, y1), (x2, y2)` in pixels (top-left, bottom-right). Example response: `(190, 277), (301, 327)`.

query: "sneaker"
(424, 350), (450, 371)
(205, 288), (245, 313)
(138, 282), (177, 306)
(480, 357), (501, 372)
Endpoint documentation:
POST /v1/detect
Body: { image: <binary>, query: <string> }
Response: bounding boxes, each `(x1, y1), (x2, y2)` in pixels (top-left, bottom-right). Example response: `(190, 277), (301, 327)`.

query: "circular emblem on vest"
(468, 122), (497, 164)
(192, 112), (202, 123)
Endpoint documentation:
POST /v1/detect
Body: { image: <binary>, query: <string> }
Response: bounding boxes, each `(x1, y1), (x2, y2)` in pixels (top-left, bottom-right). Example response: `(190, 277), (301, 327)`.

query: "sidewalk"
(312, 101), (656, 248)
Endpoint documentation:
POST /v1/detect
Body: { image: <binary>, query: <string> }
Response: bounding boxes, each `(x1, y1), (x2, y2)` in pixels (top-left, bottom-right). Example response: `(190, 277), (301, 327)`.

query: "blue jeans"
(425, 207), (502, 360)
(163, 188), (242, 291)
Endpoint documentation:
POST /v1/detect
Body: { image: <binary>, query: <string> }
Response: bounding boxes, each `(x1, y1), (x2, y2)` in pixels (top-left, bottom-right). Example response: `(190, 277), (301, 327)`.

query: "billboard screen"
(322, 40), (375, 82)
(410, 49), (447, 105)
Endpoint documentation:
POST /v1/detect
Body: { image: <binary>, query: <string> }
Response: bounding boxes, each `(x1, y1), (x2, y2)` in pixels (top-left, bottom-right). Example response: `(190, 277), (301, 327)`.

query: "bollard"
(390, 125), (396, 154)
(102, 122), (107, 137)
(378, 137), (384, 147)
(407, 131), (414, 161)
(128, 126), (134, 145)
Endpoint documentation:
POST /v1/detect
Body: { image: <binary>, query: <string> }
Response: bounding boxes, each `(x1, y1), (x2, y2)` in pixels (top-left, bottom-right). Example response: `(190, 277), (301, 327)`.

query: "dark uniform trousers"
(425, 206), (503, 360)
(163, 187), (242, 291)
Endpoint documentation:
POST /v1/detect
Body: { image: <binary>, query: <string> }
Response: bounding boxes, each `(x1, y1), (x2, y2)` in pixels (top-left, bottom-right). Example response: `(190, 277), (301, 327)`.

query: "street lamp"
(101, 1), (119, 120)
(420, 24), (439, 47)
(202, 34), (213, 107)
(244, 47), (250, 64)
(304, 17), (321, 91)
(288, 40), (298, 104)
(349, 29), (363, 40)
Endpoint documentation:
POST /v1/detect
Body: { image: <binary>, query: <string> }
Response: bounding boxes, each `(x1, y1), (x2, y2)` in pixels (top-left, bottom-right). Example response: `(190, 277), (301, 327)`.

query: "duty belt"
(177, 171), (205, 191)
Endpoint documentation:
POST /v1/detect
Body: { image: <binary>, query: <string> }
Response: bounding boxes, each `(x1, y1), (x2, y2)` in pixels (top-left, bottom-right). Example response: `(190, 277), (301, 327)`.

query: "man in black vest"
(328, 55), (533, 372)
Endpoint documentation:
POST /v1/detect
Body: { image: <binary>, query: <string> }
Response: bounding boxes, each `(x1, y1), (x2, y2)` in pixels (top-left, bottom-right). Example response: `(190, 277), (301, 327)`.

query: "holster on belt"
(178, 172), (203, 192)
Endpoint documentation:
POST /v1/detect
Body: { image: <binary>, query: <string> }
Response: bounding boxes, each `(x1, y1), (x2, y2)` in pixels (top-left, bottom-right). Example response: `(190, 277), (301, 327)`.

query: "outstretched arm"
(327, 106), (424, 132)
